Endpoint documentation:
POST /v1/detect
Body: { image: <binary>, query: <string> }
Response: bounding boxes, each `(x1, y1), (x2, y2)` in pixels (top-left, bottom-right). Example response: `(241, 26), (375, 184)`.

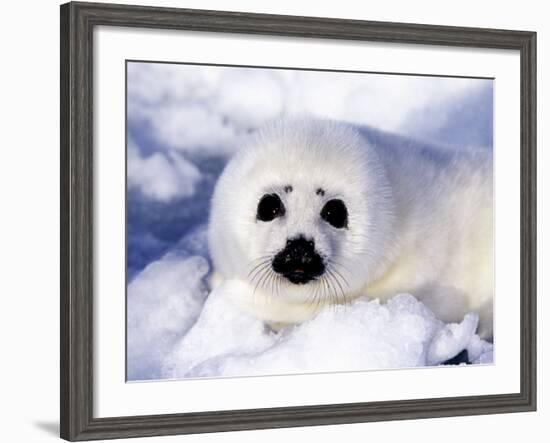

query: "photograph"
(126, 61), (495, 382)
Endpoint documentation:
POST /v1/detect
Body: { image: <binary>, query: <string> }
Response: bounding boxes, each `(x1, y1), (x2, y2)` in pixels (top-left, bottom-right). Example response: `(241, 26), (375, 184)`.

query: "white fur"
(208, 119), (493, 338)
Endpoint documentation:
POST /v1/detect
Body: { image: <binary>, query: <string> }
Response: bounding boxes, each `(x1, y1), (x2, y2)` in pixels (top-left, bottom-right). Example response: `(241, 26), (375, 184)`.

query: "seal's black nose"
(272, 236), (325, 284)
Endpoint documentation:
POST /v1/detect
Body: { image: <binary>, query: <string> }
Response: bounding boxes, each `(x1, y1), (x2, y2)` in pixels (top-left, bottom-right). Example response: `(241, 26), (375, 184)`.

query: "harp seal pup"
(208, 119), (493, 339)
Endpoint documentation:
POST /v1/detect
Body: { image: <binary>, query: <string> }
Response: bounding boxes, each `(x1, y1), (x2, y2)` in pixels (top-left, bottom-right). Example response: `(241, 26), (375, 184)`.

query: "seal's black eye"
(257, 194), (285, 222)
(321, 199), (348, 229)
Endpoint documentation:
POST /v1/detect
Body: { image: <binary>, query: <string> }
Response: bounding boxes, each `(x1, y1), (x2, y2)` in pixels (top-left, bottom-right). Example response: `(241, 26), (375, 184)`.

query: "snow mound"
(159, 278), (493, 380)
(127, 255), (210, 380)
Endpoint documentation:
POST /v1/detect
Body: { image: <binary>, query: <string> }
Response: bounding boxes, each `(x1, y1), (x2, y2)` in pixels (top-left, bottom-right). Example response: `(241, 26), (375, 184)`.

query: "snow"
(127, 62), (493, 160)
(126, 62), (494, 381)
(127, 254), (493, 381)
(127, 254), (210, 380)
(127, 139), (202, 202)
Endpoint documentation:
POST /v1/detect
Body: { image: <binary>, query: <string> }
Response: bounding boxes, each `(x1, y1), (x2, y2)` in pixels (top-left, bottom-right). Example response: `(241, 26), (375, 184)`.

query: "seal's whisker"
(248, 254), (273, 264)
(317, 277), (326, 308)
(335, 272), (351, 307)
(329, 262), (350, 290)
(315, 282), (322, 310)
(321, 280), (328, 310)
(249, 259), (273, 283)
(269, 270), (278, 297)
(327, 268), (346, 306)
(324, 273), (336, 307)
(257, 268), (272, 294)
(247, 258), (272, 278)
(307, 279), (318, 309)
(253, 266), (270, 296)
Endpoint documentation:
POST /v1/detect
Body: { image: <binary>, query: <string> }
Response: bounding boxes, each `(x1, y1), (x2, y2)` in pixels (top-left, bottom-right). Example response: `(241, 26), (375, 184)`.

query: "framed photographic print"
(60, 1), (537, 441)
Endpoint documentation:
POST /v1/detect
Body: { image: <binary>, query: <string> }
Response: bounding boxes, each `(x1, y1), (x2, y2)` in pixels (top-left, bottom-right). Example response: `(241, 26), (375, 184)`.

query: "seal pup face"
(208, 119), (395, 306)
(255, 186), (351, 286)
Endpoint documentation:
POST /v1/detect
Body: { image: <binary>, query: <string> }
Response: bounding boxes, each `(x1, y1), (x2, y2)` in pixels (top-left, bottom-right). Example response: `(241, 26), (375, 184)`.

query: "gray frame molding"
(60, 2), (537, 441)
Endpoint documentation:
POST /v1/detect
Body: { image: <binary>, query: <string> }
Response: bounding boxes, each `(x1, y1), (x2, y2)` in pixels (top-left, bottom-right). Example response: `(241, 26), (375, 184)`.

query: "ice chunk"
(161, 291), (492, 379)
(427, 313), (479, 365)
(127, 255), (209, 380)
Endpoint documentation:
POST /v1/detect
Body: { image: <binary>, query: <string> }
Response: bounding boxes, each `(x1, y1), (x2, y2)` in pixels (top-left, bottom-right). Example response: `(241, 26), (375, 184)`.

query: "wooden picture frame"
(60, 1), (536, 440)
